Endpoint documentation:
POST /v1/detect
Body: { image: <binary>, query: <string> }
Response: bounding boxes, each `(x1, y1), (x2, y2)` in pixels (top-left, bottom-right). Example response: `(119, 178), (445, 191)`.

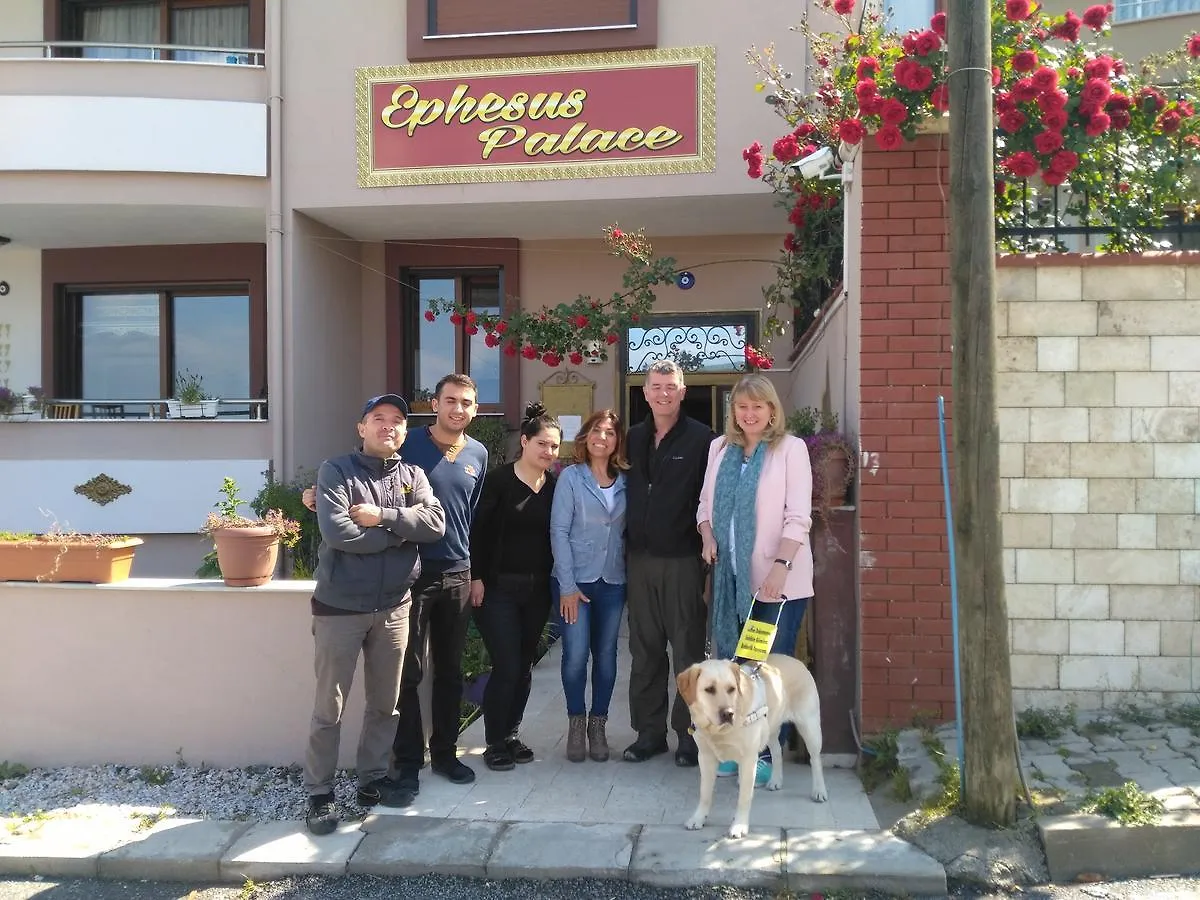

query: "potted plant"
(0, 531), (144, 583)
(0, 387), (17, 421)
(24, 386), (45, 420)
(170, 371), (219, 419)
(787, 406), (857, 510)
(202, 476), (301, 586)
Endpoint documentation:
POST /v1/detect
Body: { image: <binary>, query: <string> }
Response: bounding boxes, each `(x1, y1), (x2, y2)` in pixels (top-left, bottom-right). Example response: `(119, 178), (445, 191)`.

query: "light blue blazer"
(550, 463), (627, 596)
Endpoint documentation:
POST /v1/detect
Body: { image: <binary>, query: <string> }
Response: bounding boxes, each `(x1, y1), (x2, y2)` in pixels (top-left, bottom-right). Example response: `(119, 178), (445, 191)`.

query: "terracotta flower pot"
(816, 447), (851, 507)
(0, 538), (143, 584)
(211, 525), (280, 587)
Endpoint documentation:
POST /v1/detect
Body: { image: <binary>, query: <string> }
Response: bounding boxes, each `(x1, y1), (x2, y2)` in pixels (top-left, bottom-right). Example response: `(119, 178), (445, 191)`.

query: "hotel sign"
(355, 46), (715, 187)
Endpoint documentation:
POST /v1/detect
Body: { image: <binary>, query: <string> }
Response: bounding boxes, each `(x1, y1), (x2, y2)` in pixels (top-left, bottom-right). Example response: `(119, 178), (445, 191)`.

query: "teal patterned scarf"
(710, 440), (766, 659)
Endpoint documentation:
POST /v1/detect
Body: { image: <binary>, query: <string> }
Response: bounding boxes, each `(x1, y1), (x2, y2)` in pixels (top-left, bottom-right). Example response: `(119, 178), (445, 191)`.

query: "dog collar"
(741, 663), (769, 726)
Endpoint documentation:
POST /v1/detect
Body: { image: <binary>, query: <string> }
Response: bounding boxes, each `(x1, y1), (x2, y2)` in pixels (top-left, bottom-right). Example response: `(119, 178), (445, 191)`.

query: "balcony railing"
(3, 398), (268, 421)
(0, 41), (264, 66)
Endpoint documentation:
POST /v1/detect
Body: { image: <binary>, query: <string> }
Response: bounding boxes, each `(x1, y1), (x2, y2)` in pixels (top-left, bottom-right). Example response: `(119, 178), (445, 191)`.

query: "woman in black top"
(469, 402), (561, 771)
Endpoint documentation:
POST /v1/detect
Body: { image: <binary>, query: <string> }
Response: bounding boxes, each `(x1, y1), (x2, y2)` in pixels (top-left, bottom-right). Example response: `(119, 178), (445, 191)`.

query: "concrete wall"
(1037, 2), (1199, 62)
(998, 257), (1200, 709)
(0, 580), (364, 768)
(0, 0), (44, 54)
(0, 244), (41, 394)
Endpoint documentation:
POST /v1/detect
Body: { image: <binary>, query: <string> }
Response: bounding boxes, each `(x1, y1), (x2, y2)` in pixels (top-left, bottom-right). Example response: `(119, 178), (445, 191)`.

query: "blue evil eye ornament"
(676, 271), (696, 290)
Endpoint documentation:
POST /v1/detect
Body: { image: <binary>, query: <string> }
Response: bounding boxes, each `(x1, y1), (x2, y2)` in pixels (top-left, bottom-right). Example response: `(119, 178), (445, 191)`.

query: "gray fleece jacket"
(313, 450), (446, 612)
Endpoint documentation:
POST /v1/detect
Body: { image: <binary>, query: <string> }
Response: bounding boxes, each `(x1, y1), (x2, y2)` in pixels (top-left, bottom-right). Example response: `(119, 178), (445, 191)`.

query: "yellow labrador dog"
(677, 654), (827, 838)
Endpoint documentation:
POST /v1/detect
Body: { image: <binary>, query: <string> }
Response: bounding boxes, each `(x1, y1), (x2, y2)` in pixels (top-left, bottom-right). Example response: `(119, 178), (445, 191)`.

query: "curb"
(1039, 810), (1200, 883)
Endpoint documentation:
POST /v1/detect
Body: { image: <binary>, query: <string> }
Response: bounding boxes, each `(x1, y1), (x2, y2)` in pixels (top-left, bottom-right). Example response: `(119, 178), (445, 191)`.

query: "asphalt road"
(2, 875), (1200, 900)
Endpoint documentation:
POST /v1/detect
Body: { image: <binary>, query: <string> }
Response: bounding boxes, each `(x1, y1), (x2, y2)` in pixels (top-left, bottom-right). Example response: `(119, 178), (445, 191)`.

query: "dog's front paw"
(727, 822), (749, 839)
(812, 786), (828, 803)
(685, 814), (706, 830)
(765, 776), (782, 791)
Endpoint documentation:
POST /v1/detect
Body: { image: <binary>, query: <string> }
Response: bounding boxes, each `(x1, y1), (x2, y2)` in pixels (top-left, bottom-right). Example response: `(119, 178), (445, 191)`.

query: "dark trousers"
(392, 568), (472, 771)
(473, 573), (552, 747)
(627, 552), (707, 741)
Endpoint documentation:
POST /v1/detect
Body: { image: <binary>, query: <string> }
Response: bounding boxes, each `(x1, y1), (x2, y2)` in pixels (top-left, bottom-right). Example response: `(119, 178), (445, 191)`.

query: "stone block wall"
(997, 257), (1200, 709)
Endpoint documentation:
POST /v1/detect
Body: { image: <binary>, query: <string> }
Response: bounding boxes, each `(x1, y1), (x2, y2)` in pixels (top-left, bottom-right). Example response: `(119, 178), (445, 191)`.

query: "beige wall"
(0, 581), (365, 767)
(0, 0), (44, 54)
(0, 58), (267, 101)
(998, 260), (1200, 709)
(286, 213), (366, 472)
(0, 245), (41, 394)
(0, 422), (272, 460)
(1037, 2), (1199, 61)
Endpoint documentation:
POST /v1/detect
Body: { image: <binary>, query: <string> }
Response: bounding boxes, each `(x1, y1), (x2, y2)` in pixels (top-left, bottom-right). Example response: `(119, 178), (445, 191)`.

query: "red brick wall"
(857, 134), (955, 732)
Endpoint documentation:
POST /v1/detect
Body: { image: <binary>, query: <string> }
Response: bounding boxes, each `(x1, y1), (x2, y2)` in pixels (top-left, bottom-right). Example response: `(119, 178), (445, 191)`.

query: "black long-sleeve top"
(469, 462), (556, 585)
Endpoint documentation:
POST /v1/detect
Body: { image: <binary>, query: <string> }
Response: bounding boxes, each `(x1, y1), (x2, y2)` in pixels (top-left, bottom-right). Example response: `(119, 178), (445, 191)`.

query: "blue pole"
(937, 395), (966, 796)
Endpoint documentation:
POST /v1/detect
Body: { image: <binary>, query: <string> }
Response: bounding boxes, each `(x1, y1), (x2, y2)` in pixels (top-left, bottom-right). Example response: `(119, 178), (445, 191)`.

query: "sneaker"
(431, 757), (476, 784)
(357, 777), (414, 809)
(305, 793), (337, 836)
(754, 758), (772, 788)
(622, 735), (669, 762)
(483, 744), (515, 771)
(716, 760), (738, 777)
(505, 737), (534, 764)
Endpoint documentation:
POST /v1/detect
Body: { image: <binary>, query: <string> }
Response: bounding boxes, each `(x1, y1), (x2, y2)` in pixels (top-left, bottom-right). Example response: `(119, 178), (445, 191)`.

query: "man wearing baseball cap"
(303, 393), (446, 835)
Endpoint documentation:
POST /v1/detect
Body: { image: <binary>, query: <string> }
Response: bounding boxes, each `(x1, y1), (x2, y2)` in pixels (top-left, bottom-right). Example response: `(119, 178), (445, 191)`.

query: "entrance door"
(625, 380), (735, 432)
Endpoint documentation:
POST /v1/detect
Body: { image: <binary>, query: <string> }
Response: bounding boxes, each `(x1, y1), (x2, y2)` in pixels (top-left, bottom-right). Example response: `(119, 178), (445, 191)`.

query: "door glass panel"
(173, 4), (251, 63)
(415, 278), (457, 404)
(81, 2), (160, 59)
(174, 295), (251, 413)
(467, 278), (501, 405)
(81, 293), (161, 399)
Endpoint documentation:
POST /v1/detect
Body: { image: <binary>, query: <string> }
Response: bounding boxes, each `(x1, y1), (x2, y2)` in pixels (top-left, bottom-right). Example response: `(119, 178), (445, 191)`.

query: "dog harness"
(740, 662), (769, 726)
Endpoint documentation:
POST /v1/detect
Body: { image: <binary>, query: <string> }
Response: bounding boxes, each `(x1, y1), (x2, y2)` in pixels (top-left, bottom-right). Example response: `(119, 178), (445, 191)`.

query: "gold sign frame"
(355, 45), (716, 188)
(539, 370), (596, 459)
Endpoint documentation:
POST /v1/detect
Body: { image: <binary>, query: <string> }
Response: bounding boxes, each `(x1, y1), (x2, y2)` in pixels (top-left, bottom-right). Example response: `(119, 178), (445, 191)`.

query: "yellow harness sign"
(734, 619), (777, 662)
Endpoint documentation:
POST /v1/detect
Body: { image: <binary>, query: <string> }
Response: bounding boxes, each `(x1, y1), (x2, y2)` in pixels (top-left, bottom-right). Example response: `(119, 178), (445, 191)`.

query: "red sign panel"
(356, 47), (715, 186)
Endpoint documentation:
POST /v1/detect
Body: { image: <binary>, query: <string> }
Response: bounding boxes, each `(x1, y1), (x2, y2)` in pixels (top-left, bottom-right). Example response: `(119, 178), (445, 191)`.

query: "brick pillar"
(857, 134), (955, 732)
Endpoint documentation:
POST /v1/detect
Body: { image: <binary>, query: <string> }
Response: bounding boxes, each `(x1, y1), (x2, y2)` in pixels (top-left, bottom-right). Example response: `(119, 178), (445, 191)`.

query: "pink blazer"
(696, 434), (814, 600)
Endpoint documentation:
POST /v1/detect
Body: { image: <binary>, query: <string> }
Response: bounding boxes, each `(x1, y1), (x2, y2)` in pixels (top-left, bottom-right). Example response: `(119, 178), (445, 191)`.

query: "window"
(405, 271), (502, 408)
(406, 0), (657, 62)
(56, 0), (256, 62)
(624, 313), (758, 375)
(57, 287), (258, 417)
(1114, 0), (1200, 20)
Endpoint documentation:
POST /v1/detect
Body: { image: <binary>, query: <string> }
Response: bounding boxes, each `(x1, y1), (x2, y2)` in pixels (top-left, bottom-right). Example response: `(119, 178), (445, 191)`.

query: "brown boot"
(587, 714), (610, 762)
(566, 715), (587, 763)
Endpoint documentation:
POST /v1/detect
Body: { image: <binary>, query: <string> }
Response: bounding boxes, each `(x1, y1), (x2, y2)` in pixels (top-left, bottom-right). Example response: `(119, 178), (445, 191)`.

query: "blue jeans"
(555, 578), (627, 717)
(739, 596), (811, 756)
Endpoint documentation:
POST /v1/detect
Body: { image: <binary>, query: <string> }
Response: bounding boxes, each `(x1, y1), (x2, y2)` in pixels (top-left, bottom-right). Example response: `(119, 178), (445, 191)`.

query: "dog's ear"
(677, 665), (701, 707)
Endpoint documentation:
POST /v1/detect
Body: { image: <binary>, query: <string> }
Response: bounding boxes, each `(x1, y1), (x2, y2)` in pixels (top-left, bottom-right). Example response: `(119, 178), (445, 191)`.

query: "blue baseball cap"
(361, 393), (409, 419)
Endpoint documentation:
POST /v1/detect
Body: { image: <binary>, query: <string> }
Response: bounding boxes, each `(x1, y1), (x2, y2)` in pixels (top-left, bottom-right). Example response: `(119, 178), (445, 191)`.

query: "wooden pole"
(946, 0), (1019, 827)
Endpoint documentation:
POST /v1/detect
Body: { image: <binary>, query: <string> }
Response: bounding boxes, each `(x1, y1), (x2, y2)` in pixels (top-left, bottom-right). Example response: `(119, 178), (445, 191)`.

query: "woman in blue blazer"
(550, 408), (629, 763)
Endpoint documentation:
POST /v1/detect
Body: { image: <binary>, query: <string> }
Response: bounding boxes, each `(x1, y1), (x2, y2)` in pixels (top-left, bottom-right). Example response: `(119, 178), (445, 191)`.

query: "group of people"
(299, 359), (815, 836)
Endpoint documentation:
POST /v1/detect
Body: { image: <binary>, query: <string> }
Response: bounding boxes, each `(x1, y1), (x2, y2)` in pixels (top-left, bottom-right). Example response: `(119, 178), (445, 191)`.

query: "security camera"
(791, 145), (836, 180)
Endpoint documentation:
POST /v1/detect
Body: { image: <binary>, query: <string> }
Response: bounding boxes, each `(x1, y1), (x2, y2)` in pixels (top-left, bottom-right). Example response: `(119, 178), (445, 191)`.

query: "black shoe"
(357, 777), (414, 809)
(674, 732), (699, 767)
(505, 737), (534, 764)
(305, 793), (338, 835)
(622, 735), (669, 762)
(431, 757), (476, 784)
(395, 767), (421, 795)
(483, 744), (516, 771)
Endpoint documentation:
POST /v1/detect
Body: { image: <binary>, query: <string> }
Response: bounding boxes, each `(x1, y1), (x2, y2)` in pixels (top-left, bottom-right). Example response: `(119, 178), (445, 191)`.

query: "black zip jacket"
(625, 413), (716, 558)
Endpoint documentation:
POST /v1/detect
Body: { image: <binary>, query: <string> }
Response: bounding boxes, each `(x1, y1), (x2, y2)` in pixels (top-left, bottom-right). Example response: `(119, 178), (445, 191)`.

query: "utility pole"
(946, 0), (1019, 827)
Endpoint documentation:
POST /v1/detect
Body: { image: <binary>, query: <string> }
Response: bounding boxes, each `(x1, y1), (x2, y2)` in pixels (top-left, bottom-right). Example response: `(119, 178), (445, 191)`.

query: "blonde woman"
(696, 373), (814, 782)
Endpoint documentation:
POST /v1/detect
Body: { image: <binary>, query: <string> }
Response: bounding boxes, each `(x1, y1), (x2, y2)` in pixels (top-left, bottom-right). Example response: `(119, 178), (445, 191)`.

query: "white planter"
(166, 400), (182, 419)
(178, 399), (219, 419)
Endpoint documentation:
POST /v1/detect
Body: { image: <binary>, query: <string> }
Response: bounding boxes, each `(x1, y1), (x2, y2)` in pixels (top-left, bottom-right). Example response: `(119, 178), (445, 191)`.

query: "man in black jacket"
(623, 359), (715, 766)
(304, 394), (446, 835)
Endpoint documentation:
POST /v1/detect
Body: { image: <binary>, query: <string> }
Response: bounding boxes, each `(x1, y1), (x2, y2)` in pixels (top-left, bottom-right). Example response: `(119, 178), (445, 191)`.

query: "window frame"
(47, 0), (265, 61)
(405, 0), (657, 62)
(402, 268), (506, 413)
(1113, 0), (1200, 21)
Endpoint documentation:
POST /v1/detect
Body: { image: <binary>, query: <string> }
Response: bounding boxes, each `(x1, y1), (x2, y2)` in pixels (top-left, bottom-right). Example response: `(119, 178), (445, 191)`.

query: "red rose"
(611, 227), (623, 239)
(1034, 130), (1065, 154)
(465, 311), (477, 325)
(1006, 0), (1032, 20)
(783, 233), (797, 253)
(858, 94), (883, 115)
(1031, 66), (1059, 93)
(855, 79), (878, 103)
(449, 312), (463, 325)
(908, 65), (934, 91)
(465, 323), (478, 336)
(893, 58), (916, 89)
(931, 11), (947, 36)
(748, 162), (764, 179)
(773, 134), (801, 162)
(495, 320), (508, 334)
(1082, 4), (1109, 29)
(1041, 169), (1068, 187)
(996, 91), (1017, 112)
(1084, 55), (1113, 80)
(573, 314), (589, 329)
(1067, 66), (1083, 79)
(484, 332), (500, 348)
(880, 99), (908, 125)
(915, 29), (941, 56)
(605, 333), (619, 345)
(794, 122), (817, 138)
(541, 351), (561, 367)
(1189, 34), (1200, 58)
(1109, 108), (1131, 130)
(521, 344), (538, 360)
(1012, 78), (1039, 102)
(1081, 77), (1112, 105)
(1039, 89), (1068, 111)
(833, 0), (854, 13)
(875, 124), (904, 151)
(1013, 50), (1038, 73)
(855, 57), (879, 79)
(838, 118), (865, 145)
(741, 141), (763, 162)
(1179, 100), (1195, 117)
(1158, 109), (1183, 133)
(1138, 86), (1167, 113)
(1049, 150), (1079, 174)
(931, 83), (950, 112)
(1040, 109), (1068, 131)
(424, 310), (436, 322)
(999, 108), (1028, 133)
(503, 341), (517, 357)
(903, 33), (919, 56)
(1086, 112), (1111, 136)
(789, 205), (807, 228)
(1052, 11), (1082, 41)
(993, 67), (1002, 87)
(1002, 151), (1039, 178)
(569, 351), (584, 366)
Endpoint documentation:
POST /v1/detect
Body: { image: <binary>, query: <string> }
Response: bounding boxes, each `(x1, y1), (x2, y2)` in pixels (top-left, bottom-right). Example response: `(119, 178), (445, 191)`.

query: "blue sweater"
(401, 426), (488, 572)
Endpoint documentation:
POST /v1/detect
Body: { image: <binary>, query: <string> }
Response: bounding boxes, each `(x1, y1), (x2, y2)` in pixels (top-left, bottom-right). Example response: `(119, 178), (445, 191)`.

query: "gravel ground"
(2, 874), (1200, 900)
